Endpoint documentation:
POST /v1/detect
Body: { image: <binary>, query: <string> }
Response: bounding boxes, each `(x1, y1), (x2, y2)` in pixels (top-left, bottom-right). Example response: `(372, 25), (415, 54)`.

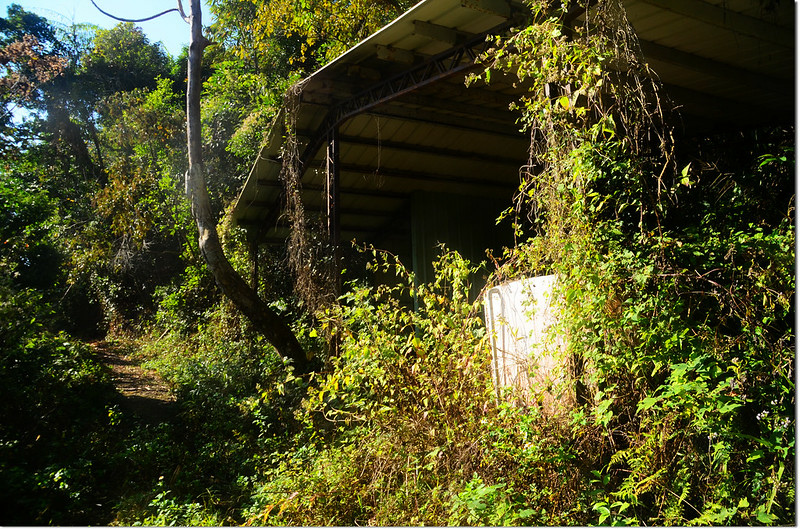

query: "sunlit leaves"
(210, 0), (413, 71)
(83, 22), (171, 96)
(95, 77), (187, 249)
(478, 1), (794, 524)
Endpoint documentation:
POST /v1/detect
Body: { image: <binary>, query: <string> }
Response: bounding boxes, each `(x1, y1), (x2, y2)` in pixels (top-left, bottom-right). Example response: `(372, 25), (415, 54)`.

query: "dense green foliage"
(0, 0), (793, 525)
(0, 172), (111, 523)
(0, 292), (116, 524)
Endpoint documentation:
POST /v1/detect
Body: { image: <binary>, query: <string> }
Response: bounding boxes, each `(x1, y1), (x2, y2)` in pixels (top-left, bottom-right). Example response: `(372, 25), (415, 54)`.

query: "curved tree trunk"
(184, 0), (309, 372)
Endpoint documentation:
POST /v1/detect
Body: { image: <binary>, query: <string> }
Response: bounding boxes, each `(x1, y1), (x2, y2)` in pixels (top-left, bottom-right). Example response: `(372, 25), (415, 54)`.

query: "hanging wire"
(89, 0), (188, 24)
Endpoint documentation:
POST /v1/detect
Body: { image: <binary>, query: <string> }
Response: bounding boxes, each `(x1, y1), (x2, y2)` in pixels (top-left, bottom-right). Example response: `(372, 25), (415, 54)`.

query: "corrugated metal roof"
(231, 0), (795, 246)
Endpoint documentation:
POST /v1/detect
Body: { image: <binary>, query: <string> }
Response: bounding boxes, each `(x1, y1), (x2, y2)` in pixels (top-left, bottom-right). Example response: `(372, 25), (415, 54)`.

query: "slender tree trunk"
(86, 115), (107, 185)
(184, 0), (309, 372)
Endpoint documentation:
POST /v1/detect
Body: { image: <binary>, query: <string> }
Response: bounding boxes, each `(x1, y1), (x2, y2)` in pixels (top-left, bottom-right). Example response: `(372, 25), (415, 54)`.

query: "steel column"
(326, 127), (342, 295)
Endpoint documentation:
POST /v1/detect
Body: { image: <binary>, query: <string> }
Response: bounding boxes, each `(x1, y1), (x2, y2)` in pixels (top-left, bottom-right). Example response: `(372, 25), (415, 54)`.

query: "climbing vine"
(471, 0), (674, 246)
(473, 0), (794, 524)
(279, 81), (337, 316)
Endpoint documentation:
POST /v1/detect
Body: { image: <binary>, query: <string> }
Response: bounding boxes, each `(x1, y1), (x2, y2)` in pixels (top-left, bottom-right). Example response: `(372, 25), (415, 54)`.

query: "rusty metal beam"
(256, 179), (407, 200)
(376, 44), (416, 64)
(362, 105), (523, 141)
(329, 26), (510, 132)
(638, 39), (792, 93)
(413, 20), (459, 45)
(640, 0), (793, 49)
(335, 162), (516, 190)
(336, 134), (523, 166)
(238, 200), (397, 218)
(298, 18), (516, 168)
(461, 0), (510, 17)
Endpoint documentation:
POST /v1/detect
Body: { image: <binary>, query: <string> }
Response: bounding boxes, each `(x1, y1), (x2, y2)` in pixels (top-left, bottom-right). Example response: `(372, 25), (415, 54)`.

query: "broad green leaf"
(756, 509), (774, 523)
(637, 395), (661, 411)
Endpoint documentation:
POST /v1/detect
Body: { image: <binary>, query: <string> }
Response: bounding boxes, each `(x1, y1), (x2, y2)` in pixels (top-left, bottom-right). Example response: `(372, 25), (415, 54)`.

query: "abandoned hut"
(229, 0), (793, 402)
(230, 0), (794, 292)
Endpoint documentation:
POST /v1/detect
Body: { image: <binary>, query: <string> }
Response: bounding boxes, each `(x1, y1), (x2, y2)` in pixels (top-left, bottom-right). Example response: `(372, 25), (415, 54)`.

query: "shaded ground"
(92, 341), (177, 423)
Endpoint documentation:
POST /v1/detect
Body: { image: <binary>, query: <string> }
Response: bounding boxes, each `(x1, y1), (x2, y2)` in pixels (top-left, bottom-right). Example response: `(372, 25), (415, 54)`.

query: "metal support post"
(326, 127), (342, 296)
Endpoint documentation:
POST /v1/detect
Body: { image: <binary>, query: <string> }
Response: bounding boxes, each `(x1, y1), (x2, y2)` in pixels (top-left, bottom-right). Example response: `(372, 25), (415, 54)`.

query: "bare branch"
(175, 0), (190, 23)
(90, 0), (181, 23)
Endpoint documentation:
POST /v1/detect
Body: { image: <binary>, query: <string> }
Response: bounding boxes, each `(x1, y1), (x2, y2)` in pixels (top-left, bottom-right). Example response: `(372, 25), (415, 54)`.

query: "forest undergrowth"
(0, 0), (794, 525)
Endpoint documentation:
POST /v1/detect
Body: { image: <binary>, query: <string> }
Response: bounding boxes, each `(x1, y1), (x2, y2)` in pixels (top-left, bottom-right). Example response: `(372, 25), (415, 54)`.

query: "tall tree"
(0, 3), (58, 48)
(83, 23), (171, 96)
(183, 0), (309, 371)
(0, 5), (65, 144)
(90, 0), (311, 369)
(0, 35), (65, 121)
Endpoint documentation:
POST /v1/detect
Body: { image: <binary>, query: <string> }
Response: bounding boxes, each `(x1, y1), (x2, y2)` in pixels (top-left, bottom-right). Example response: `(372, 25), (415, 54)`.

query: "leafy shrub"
(243, 250), (517, 525)
(473, 1), (795, 523)
(134, 487), (223, 527)
(0, 285), (119, 524)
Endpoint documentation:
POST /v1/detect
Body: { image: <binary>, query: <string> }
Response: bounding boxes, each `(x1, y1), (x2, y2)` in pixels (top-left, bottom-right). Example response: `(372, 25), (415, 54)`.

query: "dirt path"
(92, 341), (177, 423)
